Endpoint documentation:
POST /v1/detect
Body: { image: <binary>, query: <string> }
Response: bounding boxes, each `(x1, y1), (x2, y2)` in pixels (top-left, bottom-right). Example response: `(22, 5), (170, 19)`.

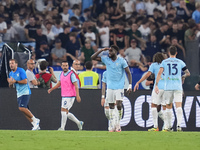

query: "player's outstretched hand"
(48, 89), (52, 94)
(133, 83), (139, 92)
(76, 96), (81, 103)
(101, 98), (105, 107)
(154, 85), (159, 94)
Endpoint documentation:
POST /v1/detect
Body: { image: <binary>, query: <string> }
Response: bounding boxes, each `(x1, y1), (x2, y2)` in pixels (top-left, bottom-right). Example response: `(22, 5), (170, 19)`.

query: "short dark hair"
(85, 61), (93, 70)
(62, 61), (68, 64)
(169, 46), (177, 55)
(9, 59), (18, 64)
(111, 45), (119, 52)
(40, 61), (49, 71)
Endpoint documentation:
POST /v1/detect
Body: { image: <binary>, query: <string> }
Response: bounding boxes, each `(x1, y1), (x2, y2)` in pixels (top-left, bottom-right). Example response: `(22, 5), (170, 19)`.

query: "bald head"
(72, 60), (81, 71)
(27, 59), (35, 71)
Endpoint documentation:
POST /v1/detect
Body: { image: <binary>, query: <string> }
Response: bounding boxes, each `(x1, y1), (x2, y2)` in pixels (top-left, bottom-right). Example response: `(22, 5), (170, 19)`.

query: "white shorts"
(107, 89), (124, 103)
(151, 89), (165, 105)
(61, 97), (75, 110)
(163, 90), (183, 104)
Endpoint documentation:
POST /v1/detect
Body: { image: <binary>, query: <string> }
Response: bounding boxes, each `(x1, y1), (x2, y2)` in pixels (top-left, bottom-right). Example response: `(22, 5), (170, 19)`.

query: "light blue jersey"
(9, 67), (31, 98)
(148, 62), (165, 90)
(101, 56), (128, 89)
(59, 70), (77, 83)
(160, 57), (186, 91)
(102, 71), (107, 83)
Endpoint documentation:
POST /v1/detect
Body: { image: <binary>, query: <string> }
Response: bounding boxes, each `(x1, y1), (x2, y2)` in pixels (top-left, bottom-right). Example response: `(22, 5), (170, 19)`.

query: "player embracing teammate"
(91, 45), (132, 132)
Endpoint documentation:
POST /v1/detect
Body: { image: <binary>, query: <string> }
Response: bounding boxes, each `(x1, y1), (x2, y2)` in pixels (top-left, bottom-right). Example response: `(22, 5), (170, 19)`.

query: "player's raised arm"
(91, 47), (110, 61)
(134, 71), (152, 92)
(125, 67), (132, 95)
(155, 68), (164, 94)
(48, 81), (61, 94)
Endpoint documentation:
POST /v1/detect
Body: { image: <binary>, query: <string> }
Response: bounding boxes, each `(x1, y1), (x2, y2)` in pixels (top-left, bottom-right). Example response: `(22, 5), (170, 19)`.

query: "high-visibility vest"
(78, 71), (99, 89)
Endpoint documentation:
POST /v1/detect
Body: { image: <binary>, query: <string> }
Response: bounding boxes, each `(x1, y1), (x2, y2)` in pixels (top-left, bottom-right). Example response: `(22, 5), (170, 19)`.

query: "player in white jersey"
(155, 46), (190, 131)
(91, 45), (132, 132)
(134, 52), (166, 131)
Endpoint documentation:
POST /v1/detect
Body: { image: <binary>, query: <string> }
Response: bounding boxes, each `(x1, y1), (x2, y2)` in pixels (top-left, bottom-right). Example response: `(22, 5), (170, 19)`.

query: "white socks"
(68, 112), (79, 125)
(166, 108), (172, 129)
(176, 107), (183, 127)
(158, 110), (164, 121)
(151, 107), (158, 128)
(61, 111), (68, 129)
(109, 108), (115, 130)
(104, 108), (110, 120)
(31, 116), (37, 126)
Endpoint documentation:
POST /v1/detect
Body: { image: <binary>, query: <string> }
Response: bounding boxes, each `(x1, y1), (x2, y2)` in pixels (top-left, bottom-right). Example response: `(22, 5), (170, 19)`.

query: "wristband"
(128, 84), (132, 89)
(102, 95), (105, 99)
(16, 81), (18, 83)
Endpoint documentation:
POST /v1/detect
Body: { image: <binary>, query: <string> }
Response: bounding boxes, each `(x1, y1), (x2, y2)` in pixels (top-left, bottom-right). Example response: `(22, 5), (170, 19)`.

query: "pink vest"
(60, 71), (76, 97)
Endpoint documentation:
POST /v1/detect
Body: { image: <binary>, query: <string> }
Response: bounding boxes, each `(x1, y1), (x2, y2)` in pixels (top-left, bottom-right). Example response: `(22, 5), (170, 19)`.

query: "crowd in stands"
(0, 0), (200, 70)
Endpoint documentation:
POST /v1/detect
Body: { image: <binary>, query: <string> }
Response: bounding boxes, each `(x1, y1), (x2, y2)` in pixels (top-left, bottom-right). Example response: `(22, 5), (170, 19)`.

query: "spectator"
(155, 23), (169, 46)
(97, 21), (110, 48)
(85, 26), (96, 43)
(79, 39), (94, 63)
(143, 34), (161, 61)
(51, 38), (67, 66)
(12, 14), (26, 41)
(172, 0), (180, 8)
(109, 5), (124, 23)
(136, 0), (146, 15)
(58, 24), (71, 48)
(123, 0), (135, 19)
(35, 26), (48, 50)
(187, 0), (196, 14)
(125, 39), (145, 67)
(24, 16), (37, 41)
(52, 19), (64, 37)
(127, 22), (143, 46)
(82, 0), (93, 13)
(60, 5), (70, 23)
(26, 59), (39, 88)
(71, 59), (82, 88)
(156, 0), (167, 16)
(42, 21), (55, 45)
(35, 61), (57, 88)
(167, 21), (182, 44)
(176, 0), (190, 22)
(113, 22), (128, 49)
(80, 8), (91, 23)
(65, 32), (80, 66)
(36, 41), (50, 62)
(171, 36), (186, 61)
(184, 22), (197, 43)
(145, 0), (158, 16)
(3, 20), (18, 42)
(78, 61), (99, 89)
(192, 2), (200, 24)
(0, 14), (7, 42)
(138, 19), (151, 42)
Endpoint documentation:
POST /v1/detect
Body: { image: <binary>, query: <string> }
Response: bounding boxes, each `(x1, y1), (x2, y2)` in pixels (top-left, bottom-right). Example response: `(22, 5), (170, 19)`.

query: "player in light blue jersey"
(134, 52), (166, 131)
(155, 46), (190, 132)
(7, 59), (40, 130)
(91, 45), (132, 132)
(101, 71), (118, 131)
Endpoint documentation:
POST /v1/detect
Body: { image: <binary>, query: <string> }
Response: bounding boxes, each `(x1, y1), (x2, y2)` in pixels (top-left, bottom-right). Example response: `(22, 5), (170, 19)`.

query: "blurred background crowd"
(0, 0), (199, 72)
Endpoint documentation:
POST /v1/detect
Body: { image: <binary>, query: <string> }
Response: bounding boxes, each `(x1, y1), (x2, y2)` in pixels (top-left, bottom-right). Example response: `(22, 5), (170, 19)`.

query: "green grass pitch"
(0, 130), (199, 150)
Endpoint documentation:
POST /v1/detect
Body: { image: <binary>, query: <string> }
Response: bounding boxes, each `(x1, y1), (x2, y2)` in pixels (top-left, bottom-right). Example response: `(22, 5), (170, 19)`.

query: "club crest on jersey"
(17, 73), (19, 77)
